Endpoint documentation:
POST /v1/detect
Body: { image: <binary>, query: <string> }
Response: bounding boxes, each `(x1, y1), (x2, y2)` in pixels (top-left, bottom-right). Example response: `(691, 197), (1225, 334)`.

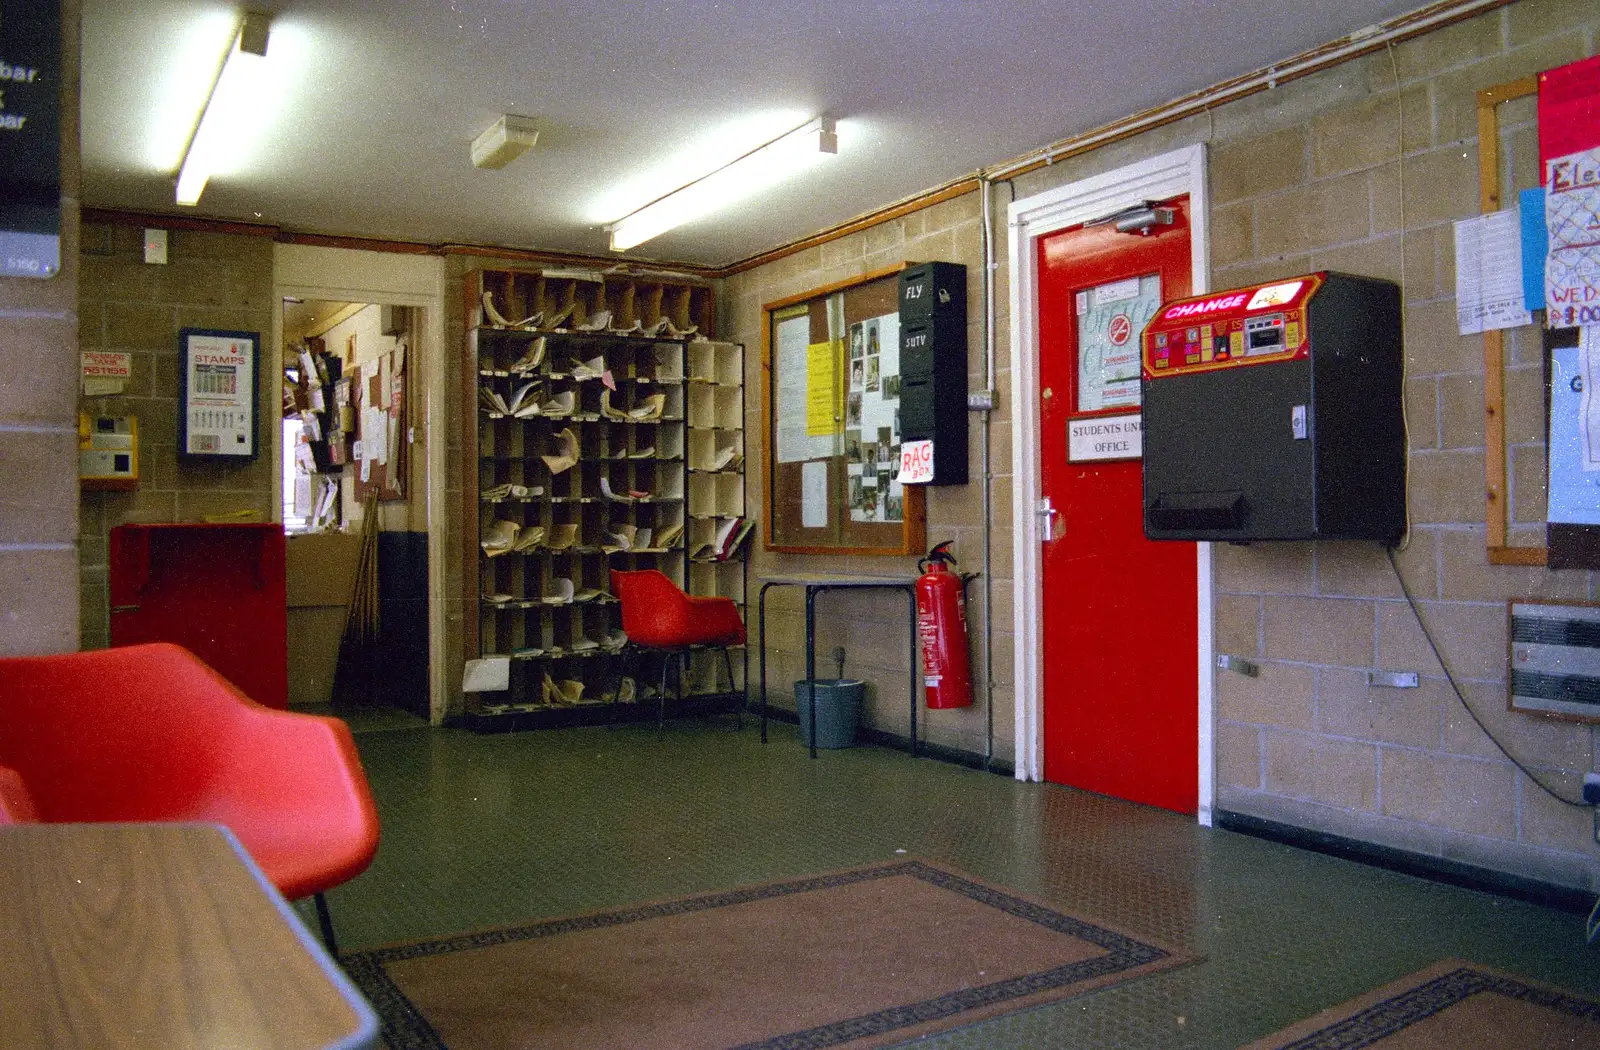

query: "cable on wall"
(1388, 41), (1415, 553)
(1387, 547), (1589, 808)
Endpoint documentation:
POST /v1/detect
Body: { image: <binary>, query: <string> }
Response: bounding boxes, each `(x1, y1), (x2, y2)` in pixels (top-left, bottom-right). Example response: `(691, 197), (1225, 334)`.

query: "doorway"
(1036, 199), (1196, 814)
(1007, 145), (1216, 822)
(281, 299), (428, 717)
(272, 243), (449, 723)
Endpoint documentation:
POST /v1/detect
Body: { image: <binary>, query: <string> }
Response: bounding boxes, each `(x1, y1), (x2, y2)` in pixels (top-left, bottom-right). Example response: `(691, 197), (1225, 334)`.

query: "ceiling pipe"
(984, 0), (1509, 182)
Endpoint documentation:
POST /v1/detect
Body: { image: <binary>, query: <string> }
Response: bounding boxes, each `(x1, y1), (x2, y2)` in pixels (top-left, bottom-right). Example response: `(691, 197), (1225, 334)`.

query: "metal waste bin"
(793, 679), (863, 749)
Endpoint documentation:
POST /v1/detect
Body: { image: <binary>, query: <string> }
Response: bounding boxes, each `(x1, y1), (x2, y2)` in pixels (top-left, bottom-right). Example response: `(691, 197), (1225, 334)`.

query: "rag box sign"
(1068, 413), (1141, 462)
(897, 439), (935, 484)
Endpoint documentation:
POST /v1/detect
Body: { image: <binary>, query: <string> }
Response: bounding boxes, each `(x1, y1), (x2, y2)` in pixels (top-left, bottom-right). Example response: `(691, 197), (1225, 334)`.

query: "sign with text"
(178, 328), (260, 460)
(81, 351), (131, 396)
(0, 0), (62, 279)
(896, 439), (934, 484)
(1068, 413), (1142, 462)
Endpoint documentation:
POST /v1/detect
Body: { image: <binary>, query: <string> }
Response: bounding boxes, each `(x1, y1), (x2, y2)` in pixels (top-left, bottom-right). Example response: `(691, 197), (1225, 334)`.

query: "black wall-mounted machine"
(1140, 272), (1405, 545)
(898, 262), (968, 485)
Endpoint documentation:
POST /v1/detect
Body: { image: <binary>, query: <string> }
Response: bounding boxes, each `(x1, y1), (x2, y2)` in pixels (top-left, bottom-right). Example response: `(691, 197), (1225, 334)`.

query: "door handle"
(1035, 498), (1060, 541)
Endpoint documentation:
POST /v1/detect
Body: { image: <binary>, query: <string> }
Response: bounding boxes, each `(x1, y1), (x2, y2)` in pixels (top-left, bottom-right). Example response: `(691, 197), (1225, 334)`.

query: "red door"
(1037, 197), (1197, 813)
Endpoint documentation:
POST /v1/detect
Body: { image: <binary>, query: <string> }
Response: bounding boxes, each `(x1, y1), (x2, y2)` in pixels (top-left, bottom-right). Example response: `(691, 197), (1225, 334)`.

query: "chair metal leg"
(313, 891), (339, 958)
(720, 646), (742, 729)
(657, 651), (670, 728)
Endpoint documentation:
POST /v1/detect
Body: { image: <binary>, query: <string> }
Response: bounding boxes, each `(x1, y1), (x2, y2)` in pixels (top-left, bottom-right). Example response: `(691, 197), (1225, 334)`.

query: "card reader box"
(79, 414), (139, 490)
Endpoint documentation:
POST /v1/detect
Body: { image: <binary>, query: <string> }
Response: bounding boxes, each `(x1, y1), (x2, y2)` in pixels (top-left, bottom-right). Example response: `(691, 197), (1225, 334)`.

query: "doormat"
(343, 859), (1194, 1050)
(1239, 960), (1600, 1049)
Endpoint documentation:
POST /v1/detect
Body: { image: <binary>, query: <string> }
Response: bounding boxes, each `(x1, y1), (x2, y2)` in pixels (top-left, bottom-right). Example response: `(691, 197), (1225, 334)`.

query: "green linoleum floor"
(308, 713), (1600, 1049)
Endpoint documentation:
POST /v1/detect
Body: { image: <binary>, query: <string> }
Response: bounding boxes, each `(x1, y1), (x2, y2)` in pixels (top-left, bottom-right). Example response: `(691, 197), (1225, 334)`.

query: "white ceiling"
(82, 0), (1425, 269)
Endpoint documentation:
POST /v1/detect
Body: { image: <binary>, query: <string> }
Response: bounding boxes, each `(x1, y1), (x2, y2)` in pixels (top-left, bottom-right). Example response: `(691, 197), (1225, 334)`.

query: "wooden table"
(0, 823), (379, 1050)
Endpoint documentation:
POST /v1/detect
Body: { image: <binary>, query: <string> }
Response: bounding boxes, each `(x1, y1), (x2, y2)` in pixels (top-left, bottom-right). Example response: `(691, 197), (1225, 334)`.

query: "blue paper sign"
(1520, 187), (1547, 313)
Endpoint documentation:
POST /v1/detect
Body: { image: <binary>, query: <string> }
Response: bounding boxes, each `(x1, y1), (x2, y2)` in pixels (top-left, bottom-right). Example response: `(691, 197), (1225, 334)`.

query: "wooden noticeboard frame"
(761, 267), (926, 555)
(1476, 75), (1546, 567)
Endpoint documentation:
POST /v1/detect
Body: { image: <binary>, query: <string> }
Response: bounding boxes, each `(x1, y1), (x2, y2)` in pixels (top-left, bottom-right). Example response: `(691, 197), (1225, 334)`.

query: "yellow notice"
(806, 339), (843, 437)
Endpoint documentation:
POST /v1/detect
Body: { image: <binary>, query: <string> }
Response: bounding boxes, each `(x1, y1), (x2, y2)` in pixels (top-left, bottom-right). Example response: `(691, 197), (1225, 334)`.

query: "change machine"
(1140, 272), (1405, 544)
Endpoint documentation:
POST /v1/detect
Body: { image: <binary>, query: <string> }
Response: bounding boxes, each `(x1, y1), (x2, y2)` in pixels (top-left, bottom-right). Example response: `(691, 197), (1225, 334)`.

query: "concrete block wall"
(77, 225), (276, 648)
(723, 0), (1600, 887)
(1028, 0), (1600, 888)
(1195, 0), (1600, 890)
(0, 0), (79, 656)
(722, 193), (1015, 762)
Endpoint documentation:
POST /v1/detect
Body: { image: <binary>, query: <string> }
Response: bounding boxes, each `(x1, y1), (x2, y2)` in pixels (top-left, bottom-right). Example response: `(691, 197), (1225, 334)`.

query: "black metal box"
(1140, 272), (1405, 544)
(898, 262), (967, 323)
(898, 263), (968, 485)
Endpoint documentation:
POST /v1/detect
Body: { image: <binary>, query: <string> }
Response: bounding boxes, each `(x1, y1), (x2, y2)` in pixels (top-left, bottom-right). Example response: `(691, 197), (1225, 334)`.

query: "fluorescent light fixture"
(175, 11), (271, 206)
(472, 115), (540, 169)
(608, 116), (838, 252)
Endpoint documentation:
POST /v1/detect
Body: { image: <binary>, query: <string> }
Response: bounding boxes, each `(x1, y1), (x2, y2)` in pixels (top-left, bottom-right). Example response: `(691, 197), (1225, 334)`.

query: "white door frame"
(272, 244), (451, 725)
(1006, 143), (1217, 825)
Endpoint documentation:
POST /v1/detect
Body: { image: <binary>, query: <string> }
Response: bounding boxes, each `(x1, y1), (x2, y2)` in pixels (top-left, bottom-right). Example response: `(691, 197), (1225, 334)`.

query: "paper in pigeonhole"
(1453, 208), (1533, 335)
(462, 656), (510, 693)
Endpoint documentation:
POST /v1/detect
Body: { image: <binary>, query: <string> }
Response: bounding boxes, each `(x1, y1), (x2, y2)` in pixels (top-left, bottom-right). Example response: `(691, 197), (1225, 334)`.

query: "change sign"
(0, 0), (62, 279)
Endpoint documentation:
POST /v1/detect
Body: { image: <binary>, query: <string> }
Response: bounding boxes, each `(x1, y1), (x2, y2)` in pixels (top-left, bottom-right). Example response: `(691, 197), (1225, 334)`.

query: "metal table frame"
(756, 573), (920, 759)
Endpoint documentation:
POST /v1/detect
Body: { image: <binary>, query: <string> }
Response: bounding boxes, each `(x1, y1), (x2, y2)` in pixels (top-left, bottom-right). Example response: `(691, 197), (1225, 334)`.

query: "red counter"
(109, 523), (288, 709)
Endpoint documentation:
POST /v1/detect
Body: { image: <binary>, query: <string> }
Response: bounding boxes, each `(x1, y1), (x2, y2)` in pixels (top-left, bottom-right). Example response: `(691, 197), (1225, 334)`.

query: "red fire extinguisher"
(916, 541), (973, 709)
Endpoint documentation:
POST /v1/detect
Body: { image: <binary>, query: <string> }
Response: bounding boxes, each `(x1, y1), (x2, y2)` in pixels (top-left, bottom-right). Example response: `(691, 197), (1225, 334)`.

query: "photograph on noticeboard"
(846, 311), (905, 524)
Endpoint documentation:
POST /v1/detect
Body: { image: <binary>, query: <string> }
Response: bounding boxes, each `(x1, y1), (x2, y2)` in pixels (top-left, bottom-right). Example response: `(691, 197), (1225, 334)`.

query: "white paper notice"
(1579, 326), (1600, 471)
(1454, 209), (1533, 335)
(801, 460), (828, 528)
(1068, 413), (1142, 462)
(1546, 149), (1600, 328)
(777, 314), (835, 464)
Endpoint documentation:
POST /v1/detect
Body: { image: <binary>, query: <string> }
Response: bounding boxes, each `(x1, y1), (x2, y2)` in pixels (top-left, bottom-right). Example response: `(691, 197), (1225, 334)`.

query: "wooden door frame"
(272, 244), (450, 724)
(1006, 144), (1216, 824)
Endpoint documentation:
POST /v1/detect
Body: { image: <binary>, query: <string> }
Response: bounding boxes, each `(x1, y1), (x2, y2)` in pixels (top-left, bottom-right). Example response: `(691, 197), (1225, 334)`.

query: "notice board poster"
(178, 328), (259, 460)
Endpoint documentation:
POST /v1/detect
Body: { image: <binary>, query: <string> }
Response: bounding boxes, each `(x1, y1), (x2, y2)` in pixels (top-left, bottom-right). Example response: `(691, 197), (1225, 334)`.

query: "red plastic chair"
(611, 569), (746, 724)
(0, 643), (379, 954)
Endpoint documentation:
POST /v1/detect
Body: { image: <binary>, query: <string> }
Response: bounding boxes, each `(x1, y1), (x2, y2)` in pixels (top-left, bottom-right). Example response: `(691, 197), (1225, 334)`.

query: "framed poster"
(178, 328), (260, 460)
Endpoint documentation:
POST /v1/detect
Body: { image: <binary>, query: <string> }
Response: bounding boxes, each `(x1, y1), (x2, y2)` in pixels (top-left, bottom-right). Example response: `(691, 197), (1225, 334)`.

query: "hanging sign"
(1068, 413), (1142, 462)
(0, 0), (62, 280)
(896, 439), (935, 484)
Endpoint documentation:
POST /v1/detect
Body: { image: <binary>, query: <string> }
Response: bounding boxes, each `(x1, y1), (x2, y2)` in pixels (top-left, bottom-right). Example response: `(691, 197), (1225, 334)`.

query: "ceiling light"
(471, 115), (540, 170)
(608, 116), (838, 252)
(175, 11), (271, 206)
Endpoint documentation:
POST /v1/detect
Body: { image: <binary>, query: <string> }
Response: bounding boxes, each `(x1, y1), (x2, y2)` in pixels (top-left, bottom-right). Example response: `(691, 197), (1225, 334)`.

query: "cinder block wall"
(722, 195), (1011, 761)
(0, 0), (80, 656)
(725, 0), (1600, 889)
(1195, 1), (1599, 890)
(77, 226), (277, 648)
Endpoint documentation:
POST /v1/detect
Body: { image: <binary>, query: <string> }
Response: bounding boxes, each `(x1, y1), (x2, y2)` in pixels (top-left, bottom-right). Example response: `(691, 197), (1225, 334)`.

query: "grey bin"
(793, 679), (864, 749)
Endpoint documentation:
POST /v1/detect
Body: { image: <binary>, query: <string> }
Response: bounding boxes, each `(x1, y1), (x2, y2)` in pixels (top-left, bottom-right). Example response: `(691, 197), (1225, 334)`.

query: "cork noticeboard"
(762, 267), (926, 554)
(352, 342), (407, 502)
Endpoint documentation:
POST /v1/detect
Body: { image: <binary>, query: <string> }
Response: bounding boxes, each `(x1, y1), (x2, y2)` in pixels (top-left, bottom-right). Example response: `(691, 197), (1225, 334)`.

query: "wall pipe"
(979, 176), (997, 771)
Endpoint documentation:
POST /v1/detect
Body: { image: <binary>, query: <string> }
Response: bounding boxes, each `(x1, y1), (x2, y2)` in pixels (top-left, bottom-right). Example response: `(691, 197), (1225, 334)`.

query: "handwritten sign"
(0, 0), (63, 279)
(1545, 148), (1600, 327)
(896, 439), (934, 484)
(1068, 413), (1142, 462)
